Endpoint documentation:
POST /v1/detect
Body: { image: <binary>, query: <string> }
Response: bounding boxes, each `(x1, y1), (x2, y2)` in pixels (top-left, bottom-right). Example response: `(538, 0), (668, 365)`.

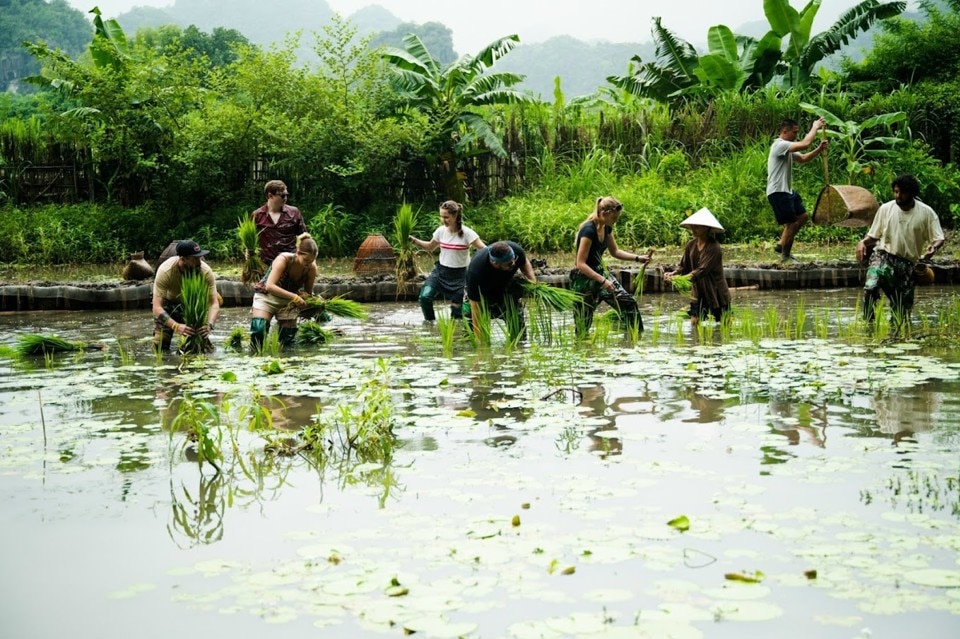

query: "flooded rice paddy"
(2, 288), (960, 639)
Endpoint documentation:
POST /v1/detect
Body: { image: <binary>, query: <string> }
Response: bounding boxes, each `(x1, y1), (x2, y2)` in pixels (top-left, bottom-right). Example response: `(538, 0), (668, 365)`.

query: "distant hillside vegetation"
(495, 36), (656, 100)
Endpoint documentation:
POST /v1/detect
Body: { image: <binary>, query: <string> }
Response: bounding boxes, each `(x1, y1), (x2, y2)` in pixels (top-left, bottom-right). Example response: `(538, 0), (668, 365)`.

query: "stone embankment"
(2, 263), (958, 312)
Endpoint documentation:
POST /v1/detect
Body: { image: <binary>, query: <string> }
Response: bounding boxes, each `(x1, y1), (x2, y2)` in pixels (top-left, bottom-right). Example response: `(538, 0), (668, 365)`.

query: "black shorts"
(767, 191), (806, 225)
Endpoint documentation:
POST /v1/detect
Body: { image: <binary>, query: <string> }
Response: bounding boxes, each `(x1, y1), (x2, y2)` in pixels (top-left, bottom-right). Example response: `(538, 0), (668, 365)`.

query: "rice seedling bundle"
(238, 216), (266, 285)
(520, 281), (581, 312)
(15, 334), (84, 357)
(393, 203), (420, 287)
(180, 272), (214, 354)
(226, 326), (245, 351)
(670, 273), (693, 294)
(296, 321), (337, 345)
(301, 295), (369, 320)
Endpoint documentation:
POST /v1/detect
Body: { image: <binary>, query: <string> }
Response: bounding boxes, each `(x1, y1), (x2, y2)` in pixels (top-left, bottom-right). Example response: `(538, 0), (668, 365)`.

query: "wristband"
(208, 322), (215, 331)
(158, 311), (171, 325)
(635, 255), (639, 262)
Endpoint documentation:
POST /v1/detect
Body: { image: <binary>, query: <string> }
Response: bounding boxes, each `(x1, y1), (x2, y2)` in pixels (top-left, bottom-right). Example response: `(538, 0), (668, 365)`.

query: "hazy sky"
(68, 1), (914, 53)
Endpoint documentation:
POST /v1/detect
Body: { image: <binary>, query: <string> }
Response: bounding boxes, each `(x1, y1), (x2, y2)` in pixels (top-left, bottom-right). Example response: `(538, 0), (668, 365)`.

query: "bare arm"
(519, 259), (536, 283)
(576, 236), (614, 293)
(789, 117), (826, 153)
(409, 236), (439, 251)
(607, 233), (651, 264)
(922, 239), (945, 261)
(471, 237), (486, 250)
(856, 235), (880, 262)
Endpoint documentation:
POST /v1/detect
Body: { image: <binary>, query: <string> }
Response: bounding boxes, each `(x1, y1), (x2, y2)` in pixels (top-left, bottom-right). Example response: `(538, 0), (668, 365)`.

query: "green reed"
(471, 298), (493, 348)
(170, 394), (224, 474)
(436, 312), (457, 356)
(502, 296), (526, 349)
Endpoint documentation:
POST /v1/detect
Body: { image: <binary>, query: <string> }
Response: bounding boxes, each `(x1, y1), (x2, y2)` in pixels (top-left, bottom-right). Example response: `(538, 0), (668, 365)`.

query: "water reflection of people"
(684, 392), (727, 424)
(579, 384), (624, 457)
(870, 390), (940, 437)
(768, 398), (826, 447)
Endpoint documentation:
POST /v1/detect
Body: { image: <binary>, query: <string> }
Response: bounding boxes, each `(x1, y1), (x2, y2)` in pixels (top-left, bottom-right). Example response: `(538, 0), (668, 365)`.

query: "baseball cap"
(176, 240), (209, 257)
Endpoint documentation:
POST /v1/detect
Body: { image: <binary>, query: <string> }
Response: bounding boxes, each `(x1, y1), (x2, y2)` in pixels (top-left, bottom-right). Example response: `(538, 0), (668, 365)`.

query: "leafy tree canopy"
(0, 0), (92, 90)
(842, 0), (960, 89)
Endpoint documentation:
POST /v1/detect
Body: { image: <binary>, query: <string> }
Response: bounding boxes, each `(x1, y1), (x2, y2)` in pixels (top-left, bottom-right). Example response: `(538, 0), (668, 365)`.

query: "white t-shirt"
(867, 199), (944, 263)
(766, 138), (800, 195)
(432, 224), (480, 268)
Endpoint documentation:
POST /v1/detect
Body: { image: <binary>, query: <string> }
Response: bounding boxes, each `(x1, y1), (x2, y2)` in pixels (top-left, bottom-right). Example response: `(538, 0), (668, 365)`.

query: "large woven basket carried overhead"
(353, 233), (396, 275)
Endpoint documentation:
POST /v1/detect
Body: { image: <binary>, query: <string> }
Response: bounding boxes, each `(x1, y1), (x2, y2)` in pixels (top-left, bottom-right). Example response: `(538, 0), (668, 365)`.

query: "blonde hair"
(296, 232), (318, 256)
(576, 196), (623, 238)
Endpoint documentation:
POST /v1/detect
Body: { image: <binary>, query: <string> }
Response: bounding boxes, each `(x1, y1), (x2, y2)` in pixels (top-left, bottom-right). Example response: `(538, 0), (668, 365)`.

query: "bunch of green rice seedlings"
(670, 273), (693, 294)
(393, 202), (420, 285)
(180, 272), (214, 354)
(302, 295), (368, 320)
(15, 334), (85, 357)
(238, 216), (266, 285)
(520, 281), (581, 312)
(226, 326), (246, 351)
(296, 321), (336, 345)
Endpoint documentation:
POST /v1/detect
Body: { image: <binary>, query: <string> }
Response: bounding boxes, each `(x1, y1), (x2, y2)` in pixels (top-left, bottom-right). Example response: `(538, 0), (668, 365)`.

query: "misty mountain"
(496, 36), (655, 99)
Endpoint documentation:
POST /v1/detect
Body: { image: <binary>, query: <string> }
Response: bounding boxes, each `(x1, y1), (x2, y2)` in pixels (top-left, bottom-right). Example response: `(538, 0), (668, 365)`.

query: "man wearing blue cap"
(463, 240), (536, 339)
(151, 239), (220, 351)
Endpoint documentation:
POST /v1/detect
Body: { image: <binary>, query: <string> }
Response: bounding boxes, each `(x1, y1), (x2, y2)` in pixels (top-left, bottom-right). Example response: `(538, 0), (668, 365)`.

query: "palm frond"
(399, 34), (442, 77)
(469, 35), (522, 71)
(707, 25), (739, 60)
(457, 113), (508, 157)
(651, 17), (700, 83)
(462, 72), (528, 99)
(801, 1), (906, 68)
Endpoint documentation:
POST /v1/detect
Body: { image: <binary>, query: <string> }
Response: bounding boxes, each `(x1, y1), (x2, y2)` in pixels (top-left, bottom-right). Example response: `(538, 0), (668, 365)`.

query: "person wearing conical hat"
(664, 208), (730, 326)
(571, 196), (652, 337)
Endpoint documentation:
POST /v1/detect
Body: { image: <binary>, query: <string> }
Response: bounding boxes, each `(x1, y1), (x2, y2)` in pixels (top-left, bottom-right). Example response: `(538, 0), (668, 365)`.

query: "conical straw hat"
(680, 207), (724, 231)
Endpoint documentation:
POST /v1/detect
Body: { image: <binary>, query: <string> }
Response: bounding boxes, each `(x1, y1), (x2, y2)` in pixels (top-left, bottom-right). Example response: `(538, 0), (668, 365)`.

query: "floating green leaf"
(667, 515), (690, 532)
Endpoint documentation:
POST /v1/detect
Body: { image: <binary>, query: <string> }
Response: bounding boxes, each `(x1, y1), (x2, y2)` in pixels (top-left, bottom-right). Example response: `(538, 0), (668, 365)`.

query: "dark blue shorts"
(768, 191), (806, 225)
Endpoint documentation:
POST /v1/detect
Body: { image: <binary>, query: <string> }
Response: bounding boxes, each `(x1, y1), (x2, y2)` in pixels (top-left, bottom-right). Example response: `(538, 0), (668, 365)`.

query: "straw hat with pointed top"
(680, 207), (724, 231)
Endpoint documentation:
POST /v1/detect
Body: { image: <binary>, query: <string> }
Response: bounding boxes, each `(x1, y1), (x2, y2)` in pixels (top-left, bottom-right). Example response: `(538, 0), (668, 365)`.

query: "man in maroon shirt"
(251, 180), (307, 264)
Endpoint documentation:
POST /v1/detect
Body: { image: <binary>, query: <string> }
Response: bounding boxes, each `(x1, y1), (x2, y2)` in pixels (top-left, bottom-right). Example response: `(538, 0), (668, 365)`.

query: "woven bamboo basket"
(813, 184), (879, 227)
(811, 138), (879, 227)
(353, 233), (396, 275)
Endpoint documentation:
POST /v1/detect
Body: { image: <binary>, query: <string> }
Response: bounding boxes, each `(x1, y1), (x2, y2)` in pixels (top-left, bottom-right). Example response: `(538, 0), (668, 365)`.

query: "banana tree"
(607, 18), (781, 103)
(381, 34), (532, 201)
(801, 102), (907, 184)
(694, 26), (781, 92)
(764, 0), (906, 88)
